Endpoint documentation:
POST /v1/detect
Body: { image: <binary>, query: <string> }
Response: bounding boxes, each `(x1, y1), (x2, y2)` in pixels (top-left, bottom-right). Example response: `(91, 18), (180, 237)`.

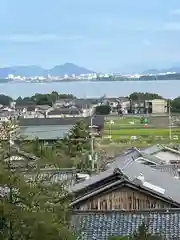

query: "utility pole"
(90, 116), (95, 171)
(169, 100), (172, 141)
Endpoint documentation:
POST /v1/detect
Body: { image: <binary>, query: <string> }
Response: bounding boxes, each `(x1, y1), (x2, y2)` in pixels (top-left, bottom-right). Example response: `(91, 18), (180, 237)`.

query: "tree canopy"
(21, 119), (92, 172)
(0, 123), (75, 240)
(171, 97), (180, 113)
(15, 92), (75, 106)
(95, 105), (111, 115)
(129, 92), (163, 101)
(0, 94), (13, 106)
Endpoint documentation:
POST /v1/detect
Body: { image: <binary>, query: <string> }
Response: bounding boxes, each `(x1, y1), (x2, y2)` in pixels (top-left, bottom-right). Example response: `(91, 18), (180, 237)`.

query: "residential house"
(142, 144), (180, 164)
(101, 97), (130, 114)
(15, 105), (51, 118)
(145, 99), (168, 114)
(130, 100), (146, 114)
(18, 116), (104, 142)
(46, 106), (83, 118)
(54, 99), (74, 107)
(18, 117), (75, 142)
(70, 156), (180, 239)
(130, 99), (167, 114)
(36, 105), (51, 112)
(15, 105), (37, 117)
(73, 99), (96, 117)
(106, 146), (180, 177)
(0, 110), (11, 122)
(118, 97), (130, 114)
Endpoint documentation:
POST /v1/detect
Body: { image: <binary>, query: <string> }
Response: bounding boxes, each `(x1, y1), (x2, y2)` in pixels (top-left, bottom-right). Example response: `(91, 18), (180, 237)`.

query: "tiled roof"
(152, 164), (180, 178)
(71, 210), (180, 240)
(19, 115), (104, 128)
(140, 152), (165, 165)
(0, 110), (11, 117)
(106, 148), (141, 167)
(142, 144), (165, 155)
(20, 125), (73, 140)
(19, 117), (85, 126)
(70, 160), (180, 204)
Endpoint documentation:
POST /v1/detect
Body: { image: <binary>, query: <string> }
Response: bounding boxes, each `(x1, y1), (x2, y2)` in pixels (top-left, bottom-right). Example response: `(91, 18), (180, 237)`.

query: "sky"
(1, 0), (180, 72)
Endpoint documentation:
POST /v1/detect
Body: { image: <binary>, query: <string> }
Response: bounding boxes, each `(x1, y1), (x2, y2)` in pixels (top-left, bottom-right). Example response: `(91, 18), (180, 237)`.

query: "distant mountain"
(143, 66), (180, 74)
(0, 63), (95, 78)
(142, 69), (160, 74)
(49, 63), (94, 76)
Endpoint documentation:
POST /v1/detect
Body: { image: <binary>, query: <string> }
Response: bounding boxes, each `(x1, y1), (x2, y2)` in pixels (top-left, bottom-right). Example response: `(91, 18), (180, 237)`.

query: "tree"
(95, 105), (111, 115)
(0, 124), (75, 240)
(129, 92), (163, 101)
(171, 97), (180, 113)
(55, 120), (92, 171)
(0, 94), (13, 106)
(22, 119), (92, 171)
(15, 92), (76, 106)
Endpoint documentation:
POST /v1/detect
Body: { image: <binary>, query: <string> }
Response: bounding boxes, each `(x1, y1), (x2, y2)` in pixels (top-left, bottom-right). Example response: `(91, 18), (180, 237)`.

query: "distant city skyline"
(1, 0), (180, 72)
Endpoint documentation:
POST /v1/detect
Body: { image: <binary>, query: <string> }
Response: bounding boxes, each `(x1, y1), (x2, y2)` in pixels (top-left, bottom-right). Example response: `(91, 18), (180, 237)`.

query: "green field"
(103, 116), (180, 142)
(104, 128), (179, 136)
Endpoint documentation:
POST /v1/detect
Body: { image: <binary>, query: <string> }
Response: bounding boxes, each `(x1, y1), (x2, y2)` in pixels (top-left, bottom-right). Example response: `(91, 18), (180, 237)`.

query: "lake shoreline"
(1, 78), (180, 84)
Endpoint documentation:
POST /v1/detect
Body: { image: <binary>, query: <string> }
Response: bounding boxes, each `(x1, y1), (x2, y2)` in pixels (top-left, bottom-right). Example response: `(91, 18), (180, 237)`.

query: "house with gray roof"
(47, 106), (82, 118)
(18, 116), (105, 141)
(142, 144), (180, 163)
(70, 157), (180, 239)
(0, 110), (11, 122)
(19, 117), (75, 141)
(106, 147), (180, 178)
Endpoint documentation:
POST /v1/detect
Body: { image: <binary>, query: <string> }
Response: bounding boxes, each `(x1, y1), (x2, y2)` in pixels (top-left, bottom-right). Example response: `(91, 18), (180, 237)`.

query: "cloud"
(163, 22), (180, 31)
(0, 34), (82, 43)
(170, 9), (180, 15)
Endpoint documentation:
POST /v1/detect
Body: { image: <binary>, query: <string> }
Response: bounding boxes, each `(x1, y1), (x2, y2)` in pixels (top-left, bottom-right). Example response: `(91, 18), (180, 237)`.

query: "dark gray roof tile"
(71, 210), (180, 240)
(19, 115), (104, 128)
(151, 164), (179, 177)
(142, 145), (165, 155)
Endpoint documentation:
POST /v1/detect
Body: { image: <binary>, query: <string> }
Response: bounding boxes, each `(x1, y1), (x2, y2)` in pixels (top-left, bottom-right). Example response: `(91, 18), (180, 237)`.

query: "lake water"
(0, 80), (178, 99)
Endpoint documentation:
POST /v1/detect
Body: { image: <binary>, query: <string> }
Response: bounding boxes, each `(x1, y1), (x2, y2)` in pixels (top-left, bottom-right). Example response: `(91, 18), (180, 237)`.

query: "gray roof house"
(19, 116), (105, 141)
(106, 147), (180, 178)
(142, 144), (180, 163)
(19, 117), (76, 141)
(70, 152), (180, 239)
(47, 107), (82, 117)
(0, 110), (11, 121)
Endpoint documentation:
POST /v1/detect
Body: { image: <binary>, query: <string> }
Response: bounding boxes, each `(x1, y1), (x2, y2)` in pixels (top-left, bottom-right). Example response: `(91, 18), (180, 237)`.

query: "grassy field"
(103, 116), (180, 142)
(104, 128), (180, 136)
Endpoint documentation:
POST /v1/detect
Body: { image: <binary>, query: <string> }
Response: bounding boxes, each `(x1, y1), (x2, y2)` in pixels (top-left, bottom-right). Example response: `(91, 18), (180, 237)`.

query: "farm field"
(103, 115), (180, 142)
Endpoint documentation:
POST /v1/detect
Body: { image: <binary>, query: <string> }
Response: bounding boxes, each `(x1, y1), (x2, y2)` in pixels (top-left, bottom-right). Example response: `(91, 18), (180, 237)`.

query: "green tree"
(0, 124), (75, 240)
(52, 119), (92, 172)
(95, 105), (111, 115)
(171, 97), (180, 113)
(0, 94), (13, 106)
(15, 92), (76, 106)
(129, 92), (163, 101)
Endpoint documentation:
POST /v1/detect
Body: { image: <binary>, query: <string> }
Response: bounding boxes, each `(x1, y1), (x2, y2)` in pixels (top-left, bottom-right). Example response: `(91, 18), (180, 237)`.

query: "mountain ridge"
(0, 63), (95, 78)
(142, 66), (180, 74)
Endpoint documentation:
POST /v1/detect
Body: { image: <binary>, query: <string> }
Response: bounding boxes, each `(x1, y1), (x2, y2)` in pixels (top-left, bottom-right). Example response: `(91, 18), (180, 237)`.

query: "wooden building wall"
(77, 187), (171, 210)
